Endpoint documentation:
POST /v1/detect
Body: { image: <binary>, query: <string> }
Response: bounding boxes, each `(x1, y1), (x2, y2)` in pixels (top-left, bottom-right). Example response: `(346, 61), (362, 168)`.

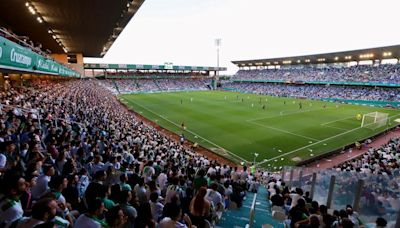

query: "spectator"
(149, 192), (163, 222)
(105, 205), (127, 228)
(159, 203), (193, 228)
(14, 198), (57, 228)
(189, 187), (211, 228)
(74, 199), (107, 228)
(0, 173), (26, 227)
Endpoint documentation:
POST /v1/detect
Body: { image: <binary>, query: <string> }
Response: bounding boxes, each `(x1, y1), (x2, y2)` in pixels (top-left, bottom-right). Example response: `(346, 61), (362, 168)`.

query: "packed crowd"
(105, 72), (209, 78)
(99, 79), (210, 94)
(223, 82), (400, 102)
(335, 137), (400, 176)
(0, 27), (51, 57)
(233, 64), (400, 84)
(0, 79), (259, 228)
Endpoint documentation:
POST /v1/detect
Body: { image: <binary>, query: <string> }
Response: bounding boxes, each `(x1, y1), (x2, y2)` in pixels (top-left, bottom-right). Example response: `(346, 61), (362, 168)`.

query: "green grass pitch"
(119, 91), (400, 170)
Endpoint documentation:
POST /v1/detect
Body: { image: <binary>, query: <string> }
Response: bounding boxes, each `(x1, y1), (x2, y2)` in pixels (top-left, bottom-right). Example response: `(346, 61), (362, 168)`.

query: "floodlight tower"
(214, 38), (222, 90)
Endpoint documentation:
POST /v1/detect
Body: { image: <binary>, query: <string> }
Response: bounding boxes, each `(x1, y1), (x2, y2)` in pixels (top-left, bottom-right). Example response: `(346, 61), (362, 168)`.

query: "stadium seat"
(272, 211), (286, 221)
(271, 205), (285, 213)
(262, 224), (273, 228)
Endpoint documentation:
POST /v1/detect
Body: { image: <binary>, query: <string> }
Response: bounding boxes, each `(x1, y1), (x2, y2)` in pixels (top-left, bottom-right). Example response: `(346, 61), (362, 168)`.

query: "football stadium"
(0, 1), (399, 228)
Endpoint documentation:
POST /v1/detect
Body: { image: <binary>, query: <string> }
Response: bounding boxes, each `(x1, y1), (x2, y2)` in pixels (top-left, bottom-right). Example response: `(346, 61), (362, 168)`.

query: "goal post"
(361, 112), (389, 129)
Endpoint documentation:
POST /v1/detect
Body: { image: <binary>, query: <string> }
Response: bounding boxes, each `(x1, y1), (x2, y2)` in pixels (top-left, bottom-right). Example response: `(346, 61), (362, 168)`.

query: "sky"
(84, 0), (400, 74)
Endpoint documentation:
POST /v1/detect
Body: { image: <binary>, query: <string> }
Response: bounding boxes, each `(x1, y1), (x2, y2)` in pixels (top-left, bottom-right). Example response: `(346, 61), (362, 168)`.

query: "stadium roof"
(232, 45), (400, 67)
(0, 0), (145, 57)
(84, 63), (227, 72)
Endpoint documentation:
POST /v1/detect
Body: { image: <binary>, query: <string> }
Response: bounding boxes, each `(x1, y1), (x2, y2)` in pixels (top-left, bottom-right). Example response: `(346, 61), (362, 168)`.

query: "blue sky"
(85, 0), (400, 74)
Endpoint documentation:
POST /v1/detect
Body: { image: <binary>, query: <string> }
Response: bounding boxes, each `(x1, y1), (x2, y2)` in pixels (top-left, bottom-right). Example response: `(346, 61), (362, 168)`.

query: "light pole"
(214, 38), (221, 90)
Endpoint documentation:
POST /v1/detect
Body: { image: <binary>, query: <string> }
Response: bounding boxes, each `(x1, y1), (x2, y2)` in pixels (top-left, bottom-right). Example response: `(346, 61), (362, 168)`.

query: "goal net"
(361, 112), (388, 129)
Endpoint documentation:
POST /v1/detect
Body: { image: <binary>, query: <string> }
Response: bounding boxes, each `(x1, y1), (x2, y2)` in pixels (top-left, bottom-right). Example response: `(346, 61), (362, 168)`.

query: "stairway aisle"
(216, 186), (285, 228)
(217, 192), (255, 228)
(253, 186), (285, 228)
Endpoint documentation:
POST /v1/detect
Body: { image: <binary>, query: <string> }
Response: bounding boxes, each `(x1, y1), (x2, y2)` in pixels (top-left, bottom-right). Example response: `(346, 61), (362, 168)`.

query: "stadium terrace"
(0, 1), (400, 228)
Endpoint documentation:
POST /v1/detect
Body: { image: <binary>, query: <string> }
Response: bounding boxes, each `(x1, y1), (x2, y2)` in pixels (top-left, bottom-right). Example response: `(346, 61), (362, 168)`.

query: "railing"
(247, 193), (257, 228)
(0, 35), (80, 77)
(0, 27), (50, 58)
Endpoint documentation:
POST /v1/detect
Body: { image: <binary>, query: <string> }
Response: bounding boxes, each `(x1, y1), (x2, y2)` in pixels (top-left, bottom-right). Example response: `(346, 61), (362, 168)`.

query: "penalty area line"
(256, 112), (400, 167)
(320, 116), (354, 126)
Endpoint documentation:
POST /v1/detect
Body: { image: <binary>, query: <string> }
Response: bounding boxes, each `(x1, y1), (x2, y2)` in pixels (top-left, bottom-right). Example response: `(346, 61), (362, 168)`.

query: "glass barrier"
(312, 169), (333, 206)
(280, 166), (400, 227)
(358, 173), (400, 227)
(331, 171), (358, 211)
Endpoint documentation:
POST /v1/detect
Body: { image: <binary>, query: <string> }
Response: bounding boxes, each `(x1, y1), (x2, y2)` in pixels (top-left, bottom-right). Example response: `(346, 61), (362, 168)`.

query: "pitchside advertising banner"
(0, 36), (80, 77)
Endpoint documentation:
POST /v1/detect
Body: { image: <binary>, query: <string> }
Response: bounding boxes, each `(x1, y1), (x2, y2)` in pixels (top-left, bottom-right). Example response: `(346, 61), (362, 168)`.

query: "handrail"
(248, 193), (257, 228)
(0, 27), (50, 59)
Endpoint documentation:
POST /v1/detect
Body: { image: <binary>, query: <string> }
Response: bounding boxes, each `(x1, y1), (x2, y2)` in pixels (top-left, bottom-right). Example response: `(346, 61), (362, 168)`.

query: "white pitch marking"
(247, 107), (332, 122)
(320, 116), (354, 126)
(322, 125), (349, 131)
(247, 120), (319, 141)
(257, 113), (400, 167)
(128, 99), (250, 163)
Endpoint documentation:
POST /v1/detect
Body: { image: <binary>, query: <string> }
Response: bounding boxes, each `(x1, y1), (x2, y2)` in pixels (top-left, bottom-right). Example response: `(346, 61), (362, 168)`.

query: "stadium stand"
(334, 137), (400, 175)
(222, 82), (400, 102)
(233, 64), (400, 85)
(266, 166), (400, 228)
(0, 27), (51, 58)
(2, 64), (399, 227)
(99, 78), (211, 94)
(1, 1), (400, 227)
(0, 70), (399, 227)
(0, 79), (262, 227)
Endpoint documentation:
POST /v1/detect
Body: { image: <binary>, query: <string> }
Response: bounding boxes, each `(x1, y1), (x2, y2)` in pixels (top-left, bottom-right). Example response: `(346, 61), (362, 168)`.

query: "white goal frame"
(361, 112), (389, 129)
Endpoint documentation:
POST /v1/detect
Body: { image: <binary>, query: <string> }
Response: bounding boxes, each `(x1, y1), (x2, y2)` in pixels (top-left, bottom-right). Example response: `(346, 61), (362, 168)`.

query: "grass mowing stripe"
(121, 91), (400, 167)
(246, 120), (320, 141)
(321, 125), (350, 131)
(256, 112), (400, 167)
(128, 98), (250, 163)
(246, 106), (333, 122)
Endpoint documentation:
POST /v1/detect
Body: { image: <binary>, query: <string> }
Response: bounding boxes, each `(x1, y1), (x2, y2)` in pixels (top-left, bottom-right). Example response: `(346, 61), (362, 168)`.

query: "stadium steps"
(153, 79), (162, 91)
(133, 79), (140, 90)
(216, 192), (254, 228)
(217, 186), (284, 228)
(253, 186), (285, 228)
(112, 79), (120, 94)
